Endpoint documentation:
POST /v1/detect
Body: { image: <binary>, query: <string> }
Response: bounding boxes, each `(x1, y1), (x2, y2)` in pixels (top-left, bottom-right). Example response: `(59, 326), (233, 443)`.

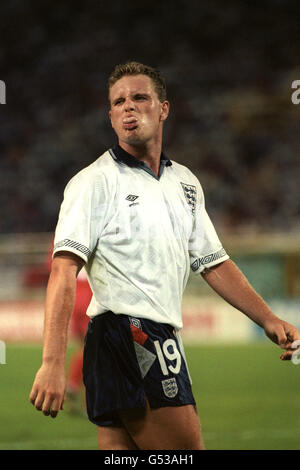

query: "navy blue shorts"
(82, 311), (196, 427)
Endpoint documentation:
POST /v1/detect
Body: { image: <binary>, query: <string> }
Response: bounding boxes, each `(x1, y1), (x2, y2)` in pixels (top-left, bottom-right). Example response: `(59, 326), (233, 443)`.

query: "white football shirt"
(53, 145), (229, 329)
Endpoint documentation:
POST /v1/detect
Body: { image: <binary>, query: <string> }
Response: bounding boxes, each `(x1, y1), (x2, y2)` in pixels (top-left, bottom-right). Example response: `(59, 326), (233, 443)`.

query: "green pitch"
(0, 342), (299, 450)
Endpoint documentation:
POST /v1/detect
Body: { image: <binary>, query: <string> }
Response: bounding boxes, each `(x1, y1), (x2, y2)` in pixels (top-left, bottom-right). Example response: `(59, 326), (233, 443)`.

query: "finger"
(60, 396), (65, 411)
(280, 352), (294, 361)
(280, 351), (291, 360)
(286, 323), (300, 337)
(60, 390), (66, 410)
(287, 332), (300, 348)
(29, 386), (38, 405)
(280, 340), (298, 351)
(274, 325), (288, 348)
(50, 397), (62, 419)
(34, 391), (45, 411)
(42, 394), (55, 417)
(280, 348), (300, 361)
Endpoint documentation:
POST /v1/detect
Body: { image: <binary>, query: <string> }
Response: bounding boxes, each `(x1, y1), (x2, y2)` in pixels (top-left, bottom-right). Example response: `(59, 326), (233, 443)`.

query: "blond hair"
(108, 61), (167, 102)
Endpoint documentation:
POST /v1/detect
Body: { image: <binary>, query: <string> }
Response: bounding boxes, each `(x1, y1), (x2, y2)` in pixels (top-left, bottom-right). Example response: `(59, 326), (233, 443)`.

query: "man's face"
(108, 74), (169, 148)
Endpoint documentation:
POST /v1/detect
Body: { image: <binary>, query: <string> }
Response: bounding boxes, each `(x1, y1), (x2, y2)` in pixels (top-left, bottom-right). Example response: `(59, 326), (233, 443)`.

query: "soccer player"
(29, 61), (300, 450)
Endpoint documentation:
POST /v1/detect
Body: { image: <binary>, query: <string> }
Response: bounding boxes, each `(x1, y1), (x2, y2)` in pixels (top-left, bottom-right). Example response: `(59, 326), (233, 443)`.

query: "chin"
(123, 134), (145, 146)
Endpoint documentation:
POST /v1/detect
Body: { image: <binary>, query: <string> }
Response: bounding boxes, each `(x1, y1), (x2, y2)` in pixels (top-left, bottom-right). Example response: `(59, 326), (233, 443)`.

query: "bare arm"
(201, 259), (300, 359)
(29, 251), (84, 417)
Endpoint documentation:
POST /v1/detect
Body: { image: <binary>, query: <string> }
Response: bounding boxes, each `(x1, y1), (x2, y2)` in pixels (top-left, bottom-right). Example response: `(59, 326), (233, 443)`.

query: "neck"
(118, 140), (162, 176)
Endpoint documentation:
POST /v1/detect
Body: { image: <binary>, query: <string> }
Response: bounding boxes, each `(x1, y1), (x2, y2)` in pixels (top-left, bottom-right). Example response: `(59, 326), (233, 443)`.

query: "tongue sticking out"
(123, 118), (138, 130)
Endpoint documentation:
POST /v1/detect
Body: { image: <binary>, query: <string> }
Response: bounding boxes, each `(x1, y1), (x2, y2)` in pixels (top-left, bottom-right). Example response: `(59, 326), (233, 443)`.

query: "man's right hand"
(29, 362), (66, 418)
(29, 252), (84, 418)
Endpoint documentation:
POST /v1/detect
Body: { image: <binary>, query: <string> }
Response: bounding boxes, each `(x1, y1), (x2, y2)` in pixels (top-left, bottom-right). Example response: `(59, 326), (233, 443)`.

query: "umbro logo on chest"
(126, 194), (139, 202)
(125, 194), (140, 207)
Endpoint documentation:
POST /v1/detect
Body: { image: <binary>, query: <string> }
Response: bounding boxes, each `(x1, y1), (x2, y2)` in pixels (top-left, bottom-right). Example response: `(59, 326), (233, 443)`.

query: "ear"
(160, 100), (170, 122)
(108, 109), (114, 128)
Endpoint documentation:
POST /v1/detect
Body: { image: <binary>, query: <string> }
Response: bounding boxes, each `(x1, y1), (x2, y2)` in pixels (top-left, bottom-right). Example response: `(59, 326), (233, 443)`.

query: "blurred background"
(0, 0), (300, 450)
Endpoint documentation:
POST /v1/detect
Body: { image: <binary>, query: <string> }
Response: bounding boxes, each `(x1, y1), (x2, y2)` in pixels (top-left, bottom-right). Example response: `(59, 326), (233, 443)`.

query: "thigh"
(119, 399), (205, 450)
(97, 425), (138, 450)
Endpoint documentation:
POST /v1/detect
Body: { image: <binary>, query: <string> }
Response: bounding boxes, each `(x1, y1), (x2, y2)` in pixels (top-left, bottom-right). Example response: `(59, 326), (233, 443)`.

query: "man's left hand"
(263, 318), (300, 360)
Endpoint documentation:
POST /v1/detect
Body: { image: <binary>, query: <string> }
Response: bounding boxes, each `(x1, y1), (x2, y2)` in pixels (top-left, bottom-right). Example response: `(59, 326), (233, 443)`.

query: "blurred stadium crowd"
(1, 0), (300, 234)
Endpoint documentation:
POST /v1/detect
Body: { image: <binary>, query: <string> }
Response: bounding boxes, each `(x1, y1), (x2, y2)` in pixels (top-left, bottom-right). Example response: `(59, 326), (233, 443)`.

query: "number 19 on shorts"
(154, 339), (181, 375)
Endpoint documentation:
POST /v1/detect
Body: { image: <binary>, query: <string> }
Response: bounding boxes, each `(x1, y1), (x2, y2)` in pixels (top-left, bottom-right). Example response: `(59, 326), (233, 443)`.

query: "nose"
(124, 97), (135, 112)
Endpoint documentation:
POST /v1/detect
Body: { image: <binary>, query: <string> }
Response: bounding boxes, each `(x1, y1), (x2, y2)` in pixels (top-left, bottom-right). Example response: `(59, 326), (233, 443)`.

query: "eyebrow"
(112, 92), (150, 106)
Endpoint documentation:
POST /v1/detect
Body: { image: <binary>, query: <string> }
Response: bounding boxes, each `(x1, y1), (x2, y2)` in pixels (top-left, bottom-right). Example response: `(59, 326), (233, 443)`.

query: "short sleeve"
(188, 178), (229, 274)
(53, 169), (109, 263)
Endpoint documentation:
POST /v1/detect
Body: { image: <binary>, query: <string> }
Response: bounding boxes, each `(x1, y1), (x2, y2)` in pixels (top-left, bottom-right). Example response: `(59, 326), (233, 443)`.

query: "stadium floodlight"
(0, 80), (6, 104)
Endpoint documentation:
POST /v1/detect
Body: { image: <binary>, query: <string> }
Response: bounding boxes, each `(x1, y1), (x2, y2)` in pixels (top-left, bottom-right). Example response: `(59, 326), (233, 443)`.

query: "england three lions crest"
(162, 378), (178, 398)
(180, 182), (197, 214)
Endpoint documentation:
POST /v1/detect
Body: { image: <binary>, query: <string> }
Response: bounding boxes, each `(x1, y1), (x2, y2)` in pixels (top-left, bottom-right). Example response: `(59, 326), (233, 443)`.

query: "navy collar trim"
(109, 144), (172, 179)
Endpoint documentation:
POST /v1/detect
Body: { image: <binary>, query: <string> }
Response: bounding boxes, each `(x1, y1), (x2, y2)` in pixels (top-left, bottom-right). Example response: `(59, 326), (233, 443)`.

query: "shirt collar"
(109, 144), (172, 180)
